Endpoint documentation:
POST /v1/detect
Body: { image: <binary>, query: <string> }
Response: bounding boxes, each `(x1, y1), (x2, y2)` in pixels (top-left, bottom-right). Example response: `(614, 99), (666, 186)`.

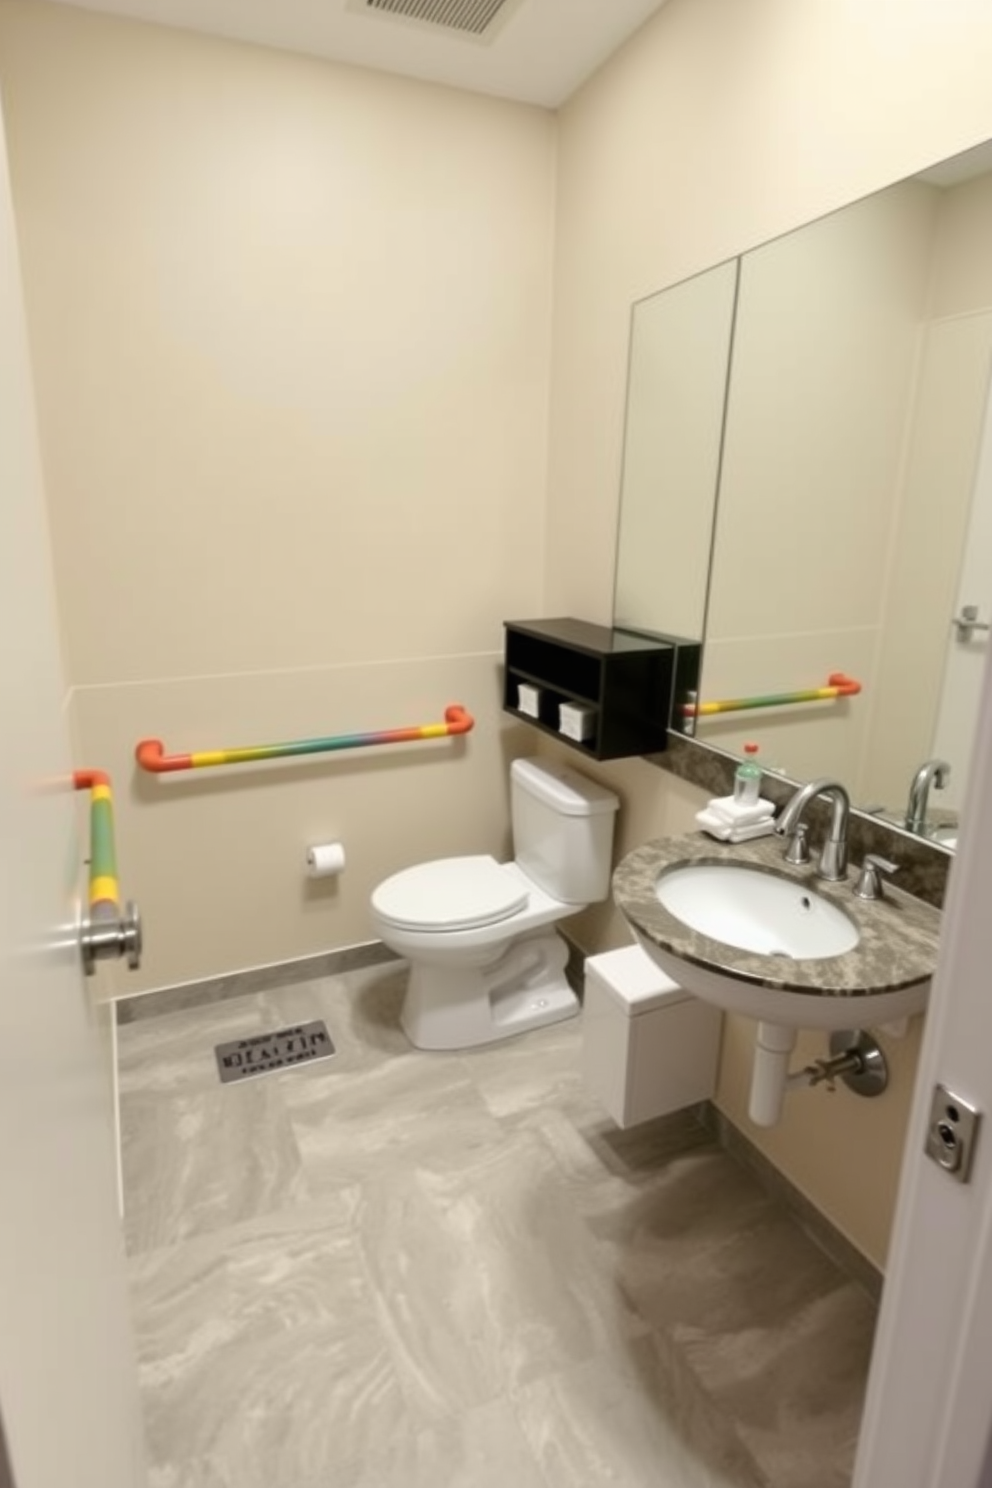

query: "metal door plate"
(215, 1020), (335, 1083)
(925, 1083), (981, 1183)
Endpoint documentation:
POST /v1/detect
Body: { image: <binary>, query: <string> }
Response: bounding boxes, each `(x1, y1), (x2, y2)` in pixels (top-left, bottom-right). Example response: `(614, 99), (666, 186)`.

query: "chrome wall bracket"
(800, 1031), (889, 1098)
(80, 902), (142, 976)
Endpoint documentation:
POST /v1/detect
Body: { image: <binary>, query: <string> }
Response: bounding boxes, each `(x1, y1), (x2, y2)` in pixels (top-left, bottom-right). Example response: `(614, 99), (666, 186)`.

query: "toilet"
(370, 757), (620, 1050)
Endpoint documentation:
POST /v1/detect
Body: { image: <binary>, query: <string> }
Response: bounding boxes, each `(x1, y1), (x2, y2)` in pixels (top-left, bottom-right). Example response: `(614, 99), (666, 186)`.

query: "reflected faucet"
(905, 759), (951, 835)
(774, 778), (851, 882)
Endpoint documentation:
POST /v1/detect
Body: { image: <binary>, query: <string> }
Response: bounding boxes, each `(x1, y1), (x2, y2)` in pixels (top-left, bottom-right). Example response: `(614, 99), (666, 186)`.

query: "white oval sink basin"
(613, 834), (941, 1033)
(655, 864), (859, 959)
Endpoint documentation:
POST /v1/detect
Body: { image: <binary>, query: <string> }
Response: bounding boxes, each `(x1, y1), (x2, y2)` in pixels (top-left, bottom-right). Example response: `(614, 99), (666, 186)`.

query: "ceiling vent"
(360, 0), (515, 38)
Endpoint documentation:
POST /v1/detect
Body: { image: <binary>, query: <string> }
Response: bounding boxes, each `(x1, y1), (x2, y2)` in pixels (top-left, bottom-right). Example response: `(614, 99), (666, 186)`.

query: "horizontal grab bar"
(135, 703), (475, 774)
(681, 673), (861, 721)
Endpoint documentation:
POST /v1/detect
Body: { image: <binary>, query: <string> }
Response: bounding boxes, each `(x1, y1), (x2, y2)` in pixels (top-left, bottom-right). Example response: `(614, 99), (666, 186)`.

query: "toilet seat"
(371, 855), (529, 933)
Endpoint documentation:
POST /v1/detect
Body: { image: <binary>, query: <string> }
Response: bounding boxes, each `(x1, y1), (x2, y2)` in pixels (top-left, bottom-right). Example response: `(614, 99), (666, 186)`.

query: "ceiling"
(37, 0), (669, 108)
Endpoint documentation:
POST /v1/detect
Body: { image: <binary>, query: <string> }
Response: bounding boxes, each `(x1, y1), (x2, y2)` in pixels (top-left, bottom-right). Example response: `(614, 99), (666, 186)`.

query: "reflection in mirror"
(613, 259), (738, 640)
(614, 142), (992, 849)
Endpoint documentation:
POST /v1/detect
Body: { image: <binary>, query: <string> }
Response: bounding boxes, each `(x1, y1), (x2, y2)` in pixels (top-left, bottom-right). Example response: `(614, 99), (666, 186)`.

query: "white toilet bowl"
(370, 758), (620, 1050)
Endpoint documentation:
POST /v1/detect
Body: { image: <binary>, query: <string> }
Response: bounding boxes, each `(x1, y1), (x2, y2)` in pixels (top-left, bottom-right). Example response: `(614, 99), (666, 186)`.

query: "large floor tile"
(512, 1334), (767, 1488)
(117, 994), (268, 1097)
(121, 973), (878, 1488)
(338, 1395), (551, 1488)
(680, 1280), (876, 1488)
(282, 1043), (505, 1191)
(356, 1127), (648, 1421)
(130, 1203), (401, 1488)
(121, 1080), (311, 1253)
(457, 1013), (589, 1122)
(258, 964), (413, 1070)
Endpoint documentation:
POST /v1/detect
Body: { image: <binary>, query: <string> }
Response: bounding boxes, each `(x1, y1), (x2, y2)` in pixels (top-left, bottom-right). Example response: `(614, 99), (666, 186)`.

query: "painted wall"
(548, 0), (992, 1268)
(0, 0), (556, 995)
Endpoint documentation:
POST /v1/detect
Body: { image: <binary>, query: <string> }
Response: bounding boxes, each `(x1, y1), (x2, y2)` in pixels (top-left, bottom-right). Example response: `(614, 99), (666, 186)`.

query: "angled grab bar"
(135, 703), (475, 774)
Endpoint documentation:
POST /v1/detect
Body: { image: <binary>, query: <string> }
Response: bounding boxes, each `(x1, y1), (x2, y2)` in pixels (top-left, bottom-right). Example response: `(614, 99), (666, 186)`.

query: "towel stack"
(695, 794), (777, 843)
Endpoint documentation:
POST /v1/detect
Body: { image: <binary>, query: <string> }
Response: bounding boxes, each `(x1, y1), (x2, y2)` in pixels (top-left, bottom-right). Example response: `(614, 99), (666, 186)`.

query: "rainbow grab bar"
(73, 769), (121, 917)
(681, 673), (861, 720)
(73, 769), (142, 973)
(135, 704), (475, 774)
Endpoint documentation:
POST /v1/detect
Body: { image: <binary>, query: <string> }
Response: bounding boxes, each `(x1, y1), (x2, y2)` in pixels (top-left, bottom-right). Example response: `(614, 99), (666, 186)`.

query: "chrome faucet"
(774, 778), (851, 881)
(905, 759), (950, 835)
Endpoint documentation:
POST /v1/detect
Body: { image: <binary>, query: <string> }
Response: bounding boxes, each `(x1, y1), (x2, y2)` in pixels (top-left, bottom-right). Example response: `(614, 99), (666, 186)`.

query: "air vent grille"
(363, 0), (512, 37)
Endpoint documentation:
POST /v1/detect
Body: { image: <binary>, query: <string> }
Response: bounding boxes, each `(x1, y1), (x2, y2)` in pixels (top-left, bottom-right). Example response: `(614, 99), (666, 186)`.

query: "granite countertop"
(612, 831), (942, 1002)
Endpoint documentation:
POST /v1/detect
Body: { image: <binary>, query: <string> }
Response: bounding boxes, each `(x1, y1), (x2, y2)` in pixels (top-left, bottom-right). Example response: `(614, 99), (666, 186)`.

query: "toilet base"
(400, 932), (578, 1050)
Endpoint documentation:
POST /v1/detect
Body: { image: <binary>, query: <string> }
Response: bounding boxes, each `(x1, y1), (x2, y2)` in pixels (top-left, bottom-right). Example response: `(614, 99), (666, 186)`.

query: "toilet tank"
(510, 758), (620, 905)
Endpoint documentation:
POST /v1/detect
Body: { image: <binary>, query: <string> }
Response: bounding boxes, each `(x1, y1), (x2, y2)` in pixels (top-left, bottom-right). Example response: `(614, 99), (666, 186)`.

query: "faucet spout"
(774, 778), (851, 881)
(905, 759), (951, 835)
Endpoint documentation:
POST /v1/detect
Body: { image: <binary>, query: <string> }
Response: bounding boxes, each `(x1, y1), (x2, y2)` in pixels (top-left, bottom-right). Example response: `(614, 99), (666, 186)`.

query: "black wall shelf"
(503, 617), (678, 761)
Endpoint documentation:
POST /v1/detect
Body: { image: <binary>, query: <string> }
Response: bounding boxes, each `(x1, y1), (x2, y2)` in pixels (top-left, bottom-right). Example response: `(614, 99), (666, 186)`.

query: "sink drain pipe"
(749, 1024), (889, 1127)
(750, 1022), (798, 1126)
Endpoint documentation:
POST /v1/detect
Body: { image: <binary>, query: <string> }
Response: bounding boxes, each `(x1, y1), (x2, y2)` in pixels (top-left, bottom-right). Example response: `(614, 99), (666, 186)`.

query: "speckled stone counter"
(648, 735), (955, 909)
(613, 831), (942, 1005)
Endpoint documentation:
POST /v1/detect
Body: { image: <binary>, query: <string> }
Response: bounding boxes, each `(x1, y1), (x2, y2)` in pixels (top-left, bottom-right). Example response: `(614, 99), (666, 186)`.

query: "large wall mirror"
(615, 141), (992, 849)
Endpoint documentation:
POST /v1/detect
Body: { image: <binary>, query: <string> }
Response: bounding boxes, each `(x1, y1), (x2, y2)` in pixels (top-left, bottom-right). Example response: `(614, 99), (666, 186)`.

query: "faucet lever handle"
(783, 822), (811, 866)
(853, 854), (898, 901)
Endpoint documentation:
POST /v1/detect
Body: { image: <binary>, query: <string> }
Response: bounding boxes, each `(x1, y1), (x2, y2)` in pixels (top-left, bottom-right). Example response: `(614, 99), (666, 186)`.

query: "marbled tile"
(679, 1280), (875, 1488)
(121, 1081), (311, 1253)
(457, 1014), (590, 1123)
(117, 995), (268, 1096)
(129, 1203), (403, 1488)
(356, 1128), (649, 1422)
(281, 1041), (505, 1192)
(511, 1333), (766, 1488)
(257, 963), (413, 1069)
(575, 1148), (836, 1336)
(337, 1395), (550, 1488)
(531, 1101), (715, 1194)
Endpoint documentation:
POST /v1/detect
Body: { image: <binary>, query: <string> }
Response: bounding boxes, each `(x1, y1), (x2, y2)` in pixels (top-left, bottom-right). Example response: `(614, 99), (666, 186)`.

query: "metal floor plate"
(215, 1020), (335, 1083)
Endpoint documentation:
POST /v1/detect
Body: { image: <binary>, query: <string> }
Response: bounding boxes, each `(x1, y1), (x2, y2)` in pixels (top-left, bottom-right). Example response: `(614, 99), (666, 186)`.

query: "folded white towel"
(695, 806), (778, 843)
(705, 794), (776, 827)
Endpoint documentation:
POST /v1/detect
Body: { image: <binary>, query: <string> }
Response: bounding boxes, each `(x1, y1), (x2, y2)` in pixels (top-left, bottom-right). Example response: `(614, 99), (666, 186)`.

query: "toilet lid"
(372, 855), (528, 931)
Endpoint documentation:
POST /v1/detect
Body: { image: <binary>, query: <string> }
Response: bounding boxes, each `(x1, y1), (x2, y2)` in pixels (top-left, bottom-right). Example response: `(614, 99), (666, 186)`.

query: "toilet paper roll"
(306, 842), (346, 878)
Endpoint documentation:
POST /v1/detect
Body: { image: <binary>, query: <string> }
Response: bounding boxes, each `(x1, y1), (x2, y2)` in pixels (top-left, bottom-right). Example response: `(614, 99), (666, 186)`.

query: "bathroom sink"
(612, 834), (940, 1032)
(655, 864), (859, 959)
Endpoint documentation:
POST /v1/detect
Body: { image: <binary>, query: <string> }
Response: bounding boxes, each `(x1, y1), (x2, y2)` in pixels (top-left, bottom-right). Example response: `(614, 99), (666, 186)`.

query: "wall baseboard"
(700, 1102), (884, 1303)
(116, 941), (399, 1025)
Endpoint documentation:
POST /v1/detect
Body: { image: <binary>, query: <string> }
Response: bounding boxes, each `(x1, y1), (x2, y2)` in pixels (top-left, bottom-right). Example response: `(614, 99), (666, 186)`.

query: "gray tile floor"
(119, 964), (877, 1488)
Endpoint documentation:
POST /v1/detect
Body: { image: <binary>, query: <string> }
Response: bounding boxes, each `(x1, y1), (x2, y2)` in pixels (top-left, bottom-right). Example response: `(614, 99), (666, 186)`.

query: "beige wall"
(0, 1), (556, 994)
(549, 0), (992, 1269)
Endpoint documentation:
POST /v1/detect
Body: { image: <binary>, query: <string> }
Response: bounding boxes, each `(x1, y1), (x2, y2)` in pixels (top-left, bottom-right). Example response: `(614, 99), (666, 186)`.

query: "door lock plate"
(925, 1084), (981, 1183)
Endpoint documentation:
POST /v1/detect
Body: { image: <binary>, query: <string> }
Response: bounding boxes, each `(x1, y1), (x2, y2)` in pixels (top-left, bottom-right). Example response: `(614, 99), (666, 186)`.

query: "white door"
(854, 587), (992, 1481)
(930, 350), (992, 813)
(0, 104), (146, 1487)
